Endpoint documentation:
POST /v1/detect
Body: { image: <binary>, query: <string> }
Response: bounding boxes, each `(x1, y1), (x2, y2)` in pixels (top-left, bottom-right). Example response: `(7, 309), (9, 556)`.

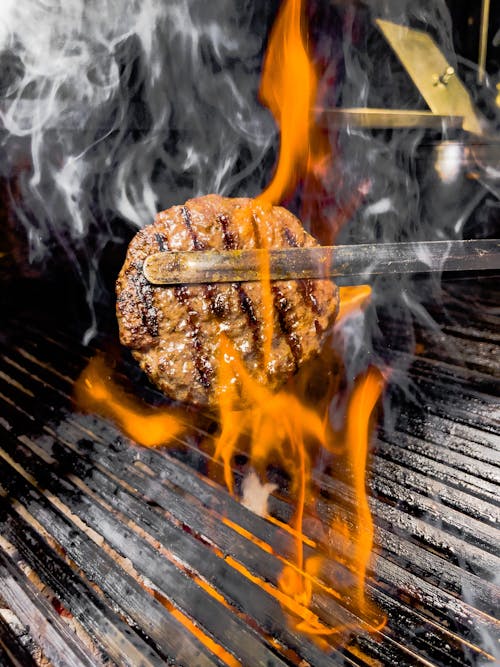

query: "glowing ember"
(257, 0), (318, 205)
(147, 586), (241, 667)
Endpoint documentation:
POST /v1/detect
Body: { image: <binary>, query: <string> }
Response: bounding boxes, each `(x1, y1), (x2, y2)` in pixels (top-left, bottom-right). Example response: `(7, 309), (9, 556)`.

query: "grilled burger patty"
(116, 195), (339, 406)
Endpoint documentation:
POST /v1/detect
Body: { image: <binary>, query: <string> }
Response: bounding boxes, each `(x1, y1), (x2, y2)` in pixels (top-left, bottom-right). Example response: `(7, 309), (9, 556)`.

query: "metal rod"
(478, 0), (491, 85)
(317, 108), (463, 130)
(143, 239), (500, 285)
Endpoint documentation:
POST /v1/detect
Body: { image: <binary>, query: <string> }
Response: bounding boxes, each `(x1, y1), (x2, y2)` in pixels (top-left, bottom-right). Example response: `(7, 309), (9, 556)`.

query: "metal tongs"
(143, 239), (500, 285)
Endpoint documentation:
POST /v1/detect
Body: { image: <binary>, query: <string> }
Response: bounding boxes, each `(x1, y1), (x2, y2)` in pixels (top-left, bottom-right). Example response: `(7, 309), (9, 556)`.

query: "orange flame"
(344, 367), (385, 616)
(257, 0), (318, 204)
(74, 356), (185, 447)
(74, 286), (382, 644)
(337, 285), (372, 321)
(211, 292), (385, 639)
(73, 0), (384, 643)
(275, 366), (386, 638)
(214, 333), (327, 569)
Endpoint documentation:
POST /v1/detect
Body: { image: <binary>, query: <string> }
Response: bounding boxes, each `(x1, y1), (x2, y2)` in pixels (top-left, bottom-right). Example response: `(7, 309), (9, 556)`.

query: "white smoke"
(241, 470), (277, 517)
(0, 0), (275, 336)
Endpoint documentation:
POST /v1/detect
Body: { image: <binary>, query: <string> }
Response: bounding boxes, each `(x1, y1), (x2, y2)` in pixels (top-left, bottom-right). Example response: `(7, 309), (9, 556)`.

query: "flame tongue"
(74, 356), (185, 448)
(274, 366), (386, 637)
(258, 0), (318, 204)
(343, 367), (385, 619)
(73, 0), (386, 644)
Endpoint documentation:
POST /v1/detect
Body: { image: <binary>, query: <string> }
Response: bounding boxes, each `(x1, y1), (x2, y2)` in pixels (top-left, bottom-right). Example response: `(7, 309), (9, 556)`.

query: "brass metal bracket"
(319, 20), (486, 133)
(376, 19), (484, 135)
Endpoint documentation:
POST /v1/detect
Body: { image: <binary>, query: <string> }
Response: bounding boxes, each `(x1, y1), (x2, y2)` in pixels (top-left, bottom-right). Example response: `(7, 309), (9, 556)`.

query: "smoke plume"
(0, 0), (276, 335)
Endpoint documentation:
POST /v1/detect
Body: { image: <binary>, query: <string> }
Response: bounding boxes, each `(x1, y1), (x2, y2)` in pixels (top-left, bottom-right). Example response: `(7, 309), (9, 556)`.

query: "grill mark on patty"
(237, 288), (260, 332)
(157, 223), (214, 390)
(283, 226), (297, 247)
(181, 205), (204, 250)
(174, 286), (214, 389)
(282, 225), (322, 333)
(250, 209), (304, 362)
(182, 205), (227, 319)
(249, 209), (264, 248)
(218, 211), (261, 349)
(155, 233), (166, 252)
(200, 282), (225, 319)
(131, 261), (159, 337)
(272, 285), (302, 369)
(218, 213), (238, 250)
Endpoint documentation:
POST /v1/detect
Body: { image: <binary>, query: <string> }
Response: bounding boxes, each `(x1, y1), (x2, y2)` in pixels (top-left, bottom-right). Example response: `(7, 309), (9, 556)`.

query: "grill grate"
(0, 278), (499, 666)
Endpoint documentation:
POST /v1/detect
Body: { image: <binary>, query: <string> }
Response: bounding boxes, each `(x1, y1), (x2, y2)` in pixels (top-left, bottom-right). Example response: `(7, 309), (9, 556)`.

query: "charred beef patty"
(116, 195), (339, 406)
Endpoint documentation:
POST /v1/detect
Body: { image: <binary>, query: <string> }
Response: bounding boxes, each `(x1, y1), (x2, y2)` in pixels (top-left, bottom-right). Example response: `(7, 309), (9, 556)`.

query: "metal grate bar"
(0, 342), (498, 664)
(0, 369), (410, 666)
(0, 444), (223, 666)
(3, 343), (498, 574)
(384, 325), (500, 377)
(377, 429), (500, 495)
(372, 454), (499, 527)
(0, 610), (38, 667)
(0, 506), (167, 667)
(0, 435), (293, 667)
(394, 409), (499, 465)
(0, 548), (96, 667)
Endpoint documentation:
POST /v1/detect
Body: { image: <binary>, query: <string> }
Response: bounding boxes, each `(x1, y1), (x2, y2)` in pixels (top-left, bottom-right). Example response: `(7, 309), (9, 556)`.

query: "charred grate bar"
(0, 609), (38, 667)
(0, 278), (499, 666)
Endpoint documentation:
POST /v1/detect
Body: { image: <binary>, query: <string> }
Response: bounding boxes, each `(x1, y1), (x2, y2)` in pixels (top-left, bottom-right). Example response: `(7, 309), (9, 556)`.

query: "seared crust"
(116, 195), (339, 406)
